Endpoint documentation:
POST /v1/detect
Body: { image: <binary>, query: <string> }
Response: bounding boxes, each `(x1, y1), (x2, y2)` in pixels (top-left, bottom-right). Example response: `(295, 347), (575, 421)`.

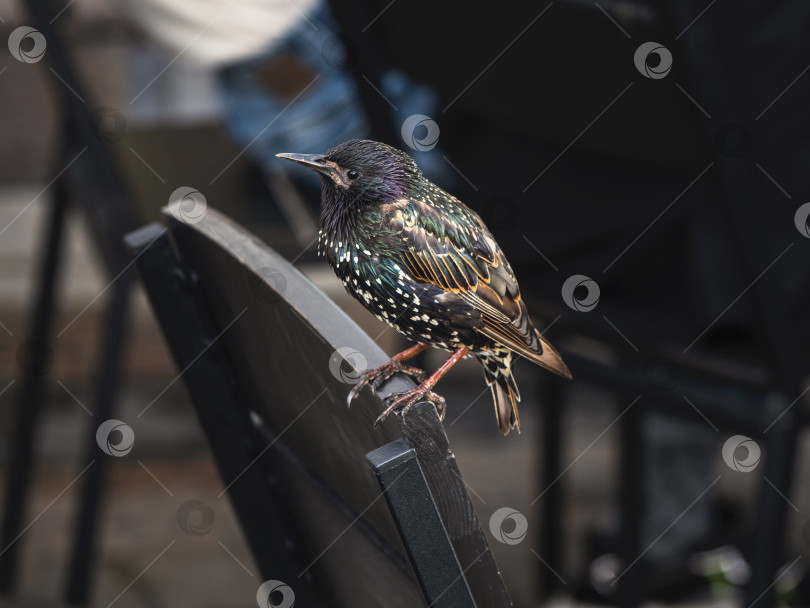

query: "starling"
(277, 140), (571, 434)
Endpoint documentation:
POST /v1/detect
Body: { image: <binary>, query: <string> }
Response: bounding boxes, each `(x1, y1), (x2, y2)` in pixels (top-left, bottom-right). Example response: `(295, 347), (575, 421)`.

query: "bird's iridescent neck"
(318, 198), (360, 249)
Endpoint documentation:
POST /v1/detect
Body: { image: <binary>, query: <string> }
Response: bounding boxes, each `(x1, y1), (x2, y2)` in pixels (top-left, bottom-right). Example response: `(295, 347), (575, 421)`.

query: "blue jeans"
(216, 3), (368, 179)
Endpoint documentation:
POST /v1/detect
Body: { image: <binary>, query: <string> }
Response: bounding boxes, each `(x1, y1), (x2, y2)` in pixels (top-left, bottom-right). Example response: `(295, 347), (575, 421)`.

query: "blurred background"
(1, 0), (809, 606)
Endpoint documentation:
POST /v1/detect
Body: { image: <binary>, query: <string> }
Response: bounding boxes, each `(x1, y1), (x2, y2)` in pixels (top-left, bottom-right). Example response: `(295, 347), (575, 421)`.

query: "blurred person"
(119, 0), (450, 244)
(119, 0), (368, 242)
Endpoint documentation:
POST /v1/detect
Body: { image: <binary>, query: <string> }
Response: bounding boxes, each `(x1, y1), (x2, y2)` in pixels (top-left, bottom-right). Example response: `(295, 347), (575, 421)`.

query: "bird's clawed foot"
(374, 387), (447, 427)
(346, 359), (428, 407)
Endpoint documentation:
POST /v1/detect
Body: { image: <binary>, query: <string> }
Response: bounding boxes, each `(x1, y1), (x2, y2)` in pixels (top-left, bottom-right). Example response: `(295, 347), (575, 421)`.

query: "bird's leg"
(346, 343), (430, 406)
(375, 347), (469, 426)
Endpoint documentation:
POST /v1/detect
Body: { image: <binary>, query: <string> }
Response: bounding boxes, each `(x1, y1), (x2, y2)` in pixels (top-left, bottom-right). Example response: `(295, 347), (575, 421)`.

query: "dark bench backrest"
(126, 208), (510, 607)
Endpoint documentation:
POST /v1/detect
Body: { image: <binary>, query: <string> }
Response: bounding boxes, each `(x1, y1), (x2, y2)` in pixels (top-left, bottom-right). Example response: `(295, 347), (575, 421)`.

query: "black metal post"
(748, 397), (799, 608)
(0, 178), (70, 593)
(538, 378), (564, 601)
(616, 396), (644, 608)
(64, 272), (132, 604)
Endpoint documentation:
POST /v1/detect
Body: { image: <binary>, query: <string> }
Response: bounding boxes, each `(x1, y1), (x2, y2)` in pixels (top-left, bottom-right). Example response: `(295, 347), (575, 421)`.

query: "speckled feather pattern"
(293, 140), (570, 433)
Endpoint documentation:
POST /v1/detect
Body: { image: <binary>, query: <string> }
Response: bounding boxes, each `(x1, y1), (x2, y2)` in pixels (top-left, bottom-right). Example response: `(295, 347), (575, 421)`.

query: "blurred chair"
(322, 0), (810, 606)
(1, 1), (340, 603)
(125, 207), (511, 607)
(0, 0), (140, 604)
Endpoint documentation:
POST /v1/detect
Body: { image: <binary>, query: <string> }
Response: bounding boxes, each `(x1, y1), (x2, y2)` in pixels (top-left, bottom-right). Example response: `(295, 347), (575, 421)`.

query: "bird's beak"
(275, 152), (331, 176)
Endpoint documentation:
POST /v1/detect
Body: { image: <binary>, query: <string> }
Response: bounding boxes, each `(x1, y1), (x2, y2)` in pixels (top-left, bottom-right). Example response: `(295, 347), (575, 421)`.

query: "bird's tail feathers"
(532, 330), (572, 379)
(480, 355), (521, 435)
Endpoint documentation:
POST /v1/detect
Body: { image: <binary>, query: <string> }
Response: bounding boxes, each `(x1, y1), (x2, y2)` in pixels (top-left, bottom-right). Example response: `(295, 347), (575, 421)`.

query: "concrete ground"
(0, 184), (802, 608)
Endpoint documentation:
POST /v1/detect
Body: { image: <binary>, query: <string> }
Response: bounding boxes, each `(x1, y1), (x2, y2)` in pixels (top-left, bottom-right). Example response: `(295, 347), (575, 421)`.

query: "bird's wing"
(386, 197), (570, 378)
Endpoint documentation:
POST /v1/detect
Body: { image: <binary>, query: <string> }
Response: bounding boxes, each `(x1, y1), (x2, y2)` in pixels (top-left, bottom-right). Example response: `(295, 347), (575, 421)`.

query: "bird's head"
(276, 140), (421, 209)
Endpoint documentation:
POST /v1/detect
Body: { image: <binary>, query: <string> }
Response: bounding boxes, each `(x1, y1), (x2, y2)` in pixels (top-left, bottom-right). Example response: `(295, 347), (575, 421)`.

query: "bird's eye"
(347, 170), (360, 180)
